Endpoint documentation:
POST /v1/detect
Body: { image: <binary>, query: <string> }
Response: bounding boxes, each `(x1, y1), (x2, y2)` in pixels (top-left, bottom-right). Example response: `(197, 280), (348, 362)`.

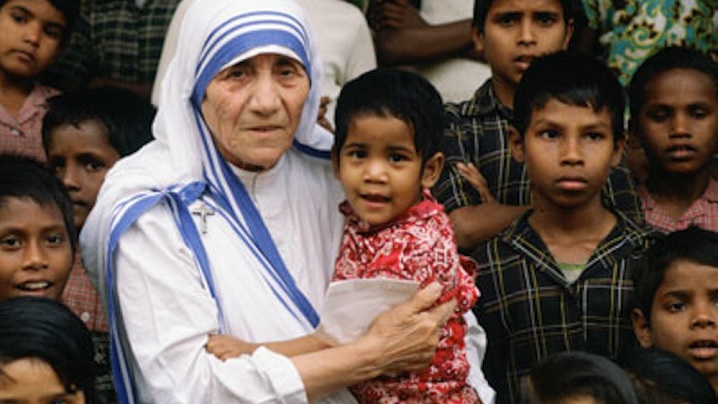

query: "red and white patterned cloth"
(62, 249), (108, 332)
(333, 190), (479, 403)
(639, 178), (718, 233)
(0, 84), (58, 162)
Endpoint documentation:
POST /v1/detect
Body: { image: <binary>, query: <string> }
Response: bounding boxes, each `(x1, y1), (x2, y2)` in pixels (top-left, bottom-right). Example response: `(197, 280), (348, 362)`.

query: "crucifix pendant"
(191, 201), (214, 234)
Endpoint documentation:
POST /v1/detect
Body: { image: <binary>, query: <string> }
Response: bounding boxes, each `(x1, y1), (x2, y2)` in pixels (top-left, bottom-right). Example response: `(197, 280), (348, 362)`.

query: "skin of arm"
(452, 162), (530, 250)
(368, 0), (480, 66)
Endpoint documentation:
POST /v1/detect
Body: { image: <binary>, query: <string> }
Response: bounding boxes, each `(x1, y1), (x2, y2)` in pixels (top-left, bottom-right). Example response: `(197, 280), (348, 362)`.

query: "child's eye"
(45, 233), (66, 246)
(495, 13), (519, 26)
(666, 301), (686, 312)
(85, 161), (104, 172)
(10, 11), (28, 24)
(43, 25), (62, 40)
(534, 12), (558, 26)
(539, 129), (558, 139)
(645, 108), (670, 122)
(689, 107), (709, 120)
(388, 153), (408, 163)
(0, 236), (21, 249)
(346, 149), (367, 159)
(584, 132), (605, 141)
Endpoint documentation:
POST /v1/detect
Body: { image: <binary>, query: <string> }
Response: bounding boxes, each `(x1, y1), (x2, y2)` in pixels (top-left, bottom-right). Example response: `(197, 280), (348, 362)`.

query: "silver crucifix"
(191, 201), (214, 234)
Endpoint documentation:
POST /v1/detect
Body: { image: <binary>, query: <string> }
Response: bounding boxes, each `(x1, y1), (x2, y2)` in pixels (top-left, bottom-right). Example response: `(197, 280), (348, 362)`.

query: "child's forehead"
(0, 196), (62, 218)
(487, 0), (565, 15)
(2, 0), (67, 24)
(531, 98), (613, 123)
(657, 259), (718, 289)
(647, 68), (718, 97)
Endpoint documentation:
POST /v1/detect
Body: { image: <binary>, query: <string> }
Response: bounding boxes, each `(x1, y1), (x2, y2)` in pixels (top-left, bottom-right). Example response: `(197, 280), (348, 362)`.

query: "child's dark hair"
(0, 297), (97, 402)
(0, 154), (76, 253)
(42, 86), (156, 157)
(521, 351), (639, 404)
(624, 348), (718, 404)
(0, 0), (81, 45)
(472, 0), (573, 32)
(334, 68), (445, 162)
(629, 46), (718, 132)
(633, 227), (718, 323)
(513, 51), (626, 143)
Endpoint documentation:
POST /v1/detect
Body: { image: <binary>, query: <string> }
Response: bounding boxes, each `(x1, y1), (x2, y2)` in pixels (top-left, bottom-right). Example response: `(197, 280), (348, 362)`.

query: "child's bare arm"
(206, 333), (331, 361)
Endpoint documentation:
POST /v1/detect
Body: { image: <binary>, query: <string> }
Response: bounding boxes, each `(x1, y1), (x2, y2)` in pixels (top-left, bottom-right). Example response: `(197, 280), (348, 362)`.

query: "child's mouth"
(688, 340), (718, 360)
(16, 281), (52, 294)
(666, 144), (696, 160)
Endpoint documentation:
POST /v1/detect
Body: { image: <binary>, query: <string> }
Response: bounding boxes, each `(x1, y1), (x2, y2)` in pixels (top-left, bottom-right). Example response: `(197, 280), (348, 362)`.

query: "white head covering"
(82, 0), (331, 278)
(80, 4), (331, 398)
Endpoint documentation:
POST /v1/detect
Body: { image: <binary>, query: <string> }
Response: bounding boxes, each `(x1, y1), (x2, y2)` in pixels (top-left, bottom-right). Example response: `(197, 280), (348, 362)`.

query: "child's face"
(510, 99), (623, 211)
(0, 358), (85, 403)
(475, 0), (572, 105)
(46, 120), (121, 229)
(638, 68), (718, 177)
(0, 0), (66, 80)
(334, 115), (443, 227)
(0, 197), (72, 300)
(633, 259), (718, 389)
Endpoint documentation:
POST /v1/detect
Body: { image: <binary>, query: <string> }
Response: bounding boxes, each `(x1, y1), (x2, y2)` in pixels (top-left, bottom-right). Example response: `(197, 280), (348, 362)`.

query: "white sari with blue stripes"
(80, 0), (356, 402)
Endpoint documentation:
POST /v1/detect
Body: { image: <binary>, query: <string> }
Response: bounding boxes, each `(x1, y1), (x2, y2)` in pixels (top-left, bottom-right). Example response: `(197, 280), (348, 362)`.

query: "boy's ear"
(561, 18), (575, 51)
(472, 27), (485, 55)
(632, 308), (655, 348)
(331, 146), (340, 179)
(421, 152), (445, 189)
(508, 127), (525, 163)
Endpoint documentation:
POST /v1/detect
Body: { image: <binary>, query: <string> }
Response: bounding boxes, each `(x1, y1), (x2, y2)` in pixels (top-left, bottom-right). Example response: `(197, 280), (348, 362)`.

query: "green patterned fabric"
(582, 0), (718, 86)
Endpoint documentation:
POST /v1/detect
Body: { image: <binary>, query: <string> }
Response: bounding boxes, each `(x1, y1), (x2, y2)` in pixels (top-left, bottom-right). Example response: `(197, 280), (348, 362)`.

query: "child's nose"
(669, 112), (691, 137)
(23, 241), (49, 271)
(691, 305), (717, 328)
(560, 137), (583, 165)
(363, 159), (387, 182)
(60, 165), (81, 191)
(23, 22), (43, 45)
(518, 19), (537, 45)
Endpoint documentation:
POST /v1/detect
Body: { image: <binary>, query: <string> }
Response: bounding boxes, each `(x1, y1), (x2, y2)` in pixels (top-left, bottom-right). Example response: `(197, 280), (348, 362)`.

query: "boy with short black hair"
(0, 0), (79, 161)
(628, 46), (718, 233)
(0, 153), (75, 300)
(473, 51), (653, 403)
(434, 0), (642, 251)
(41, 85), (155, 402)
(631, 226), (718, 393)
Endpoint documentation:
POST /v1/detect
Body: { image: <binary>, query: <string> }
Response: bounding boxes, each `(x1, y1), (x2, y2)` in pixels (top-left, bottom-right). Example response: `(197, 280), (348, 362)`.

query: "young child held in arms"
(206, 69), (482, 403)
(473, 51), (653, 403)
(0, 154), (75, 301)
(628, 47), (718, 233)
(41, 85), (155, 400)
(0, 0), (79, 161)
(632, 226), (718, 393)
(0, 296), (97, 404)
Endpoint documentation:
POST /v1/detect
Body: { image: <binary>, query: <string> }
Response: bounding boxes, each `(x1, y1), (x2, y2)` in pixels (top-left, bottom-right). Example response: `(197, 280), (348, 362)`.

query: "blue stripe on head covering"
(191, 11), (311, 108)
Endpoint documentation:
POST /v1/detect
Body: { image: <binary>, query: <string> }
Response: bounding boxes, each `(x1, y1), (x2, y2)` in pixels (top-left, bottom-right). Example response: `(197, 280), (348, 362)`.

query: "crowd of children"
(0, 0), (715, 402)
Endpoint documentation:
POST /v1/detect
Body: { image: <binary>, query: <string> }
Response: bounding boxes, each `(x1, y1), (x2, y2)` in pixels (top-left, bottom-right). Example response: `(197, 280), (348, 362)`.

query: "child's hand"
(205, 334), (258, 361)
(456, 162), (496, 204)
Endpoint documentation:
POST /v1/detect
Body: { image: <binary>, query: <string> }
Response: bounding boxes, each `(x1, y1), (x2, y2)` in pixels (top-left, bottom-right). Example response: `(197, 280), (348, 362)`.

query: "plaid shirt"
(472, 211), (654, 403)
(0, 84), (58, 161)
(639, 177), (718, 233)
(42, 0), (180, 92)
(434, 79), (644, 224)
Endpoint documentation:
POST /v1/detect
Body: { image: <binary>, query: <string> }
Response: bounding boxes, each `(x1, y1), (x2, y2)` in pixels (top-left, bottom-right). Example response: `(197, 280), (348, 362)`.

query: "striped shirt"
(472, 210), (654, 403)
(0, 84), (58, 162)
(434, 79), (644, 224)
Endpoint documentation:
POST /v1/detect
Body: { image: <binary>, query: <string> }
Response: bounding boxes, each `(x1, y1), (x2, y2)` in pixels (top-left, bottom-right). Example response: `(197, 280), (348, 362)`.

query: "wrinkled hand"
(205, 334), (258, 362)
(456, 162), (496, 204)
(317, 96), (334, 133)
(363, 282), (455, 375)
(369, 0), (427, 31)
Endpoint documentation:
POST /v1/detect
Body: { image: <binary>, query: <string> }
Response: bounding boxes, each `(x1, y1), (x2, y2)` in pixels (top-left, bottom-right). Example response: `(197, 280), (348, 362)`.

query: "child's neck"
(529, 199), (616, 265)
(0, 72), (35, 118)
(491, 77), (516, 109)
(646, 167), (711, 220)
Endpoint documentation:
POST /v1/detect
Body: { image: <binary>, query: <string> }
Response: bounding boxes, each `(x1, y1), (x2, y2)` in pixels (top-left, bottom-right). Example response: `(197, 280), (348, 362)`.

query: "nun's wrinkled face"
(201, 53), (310, 171)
